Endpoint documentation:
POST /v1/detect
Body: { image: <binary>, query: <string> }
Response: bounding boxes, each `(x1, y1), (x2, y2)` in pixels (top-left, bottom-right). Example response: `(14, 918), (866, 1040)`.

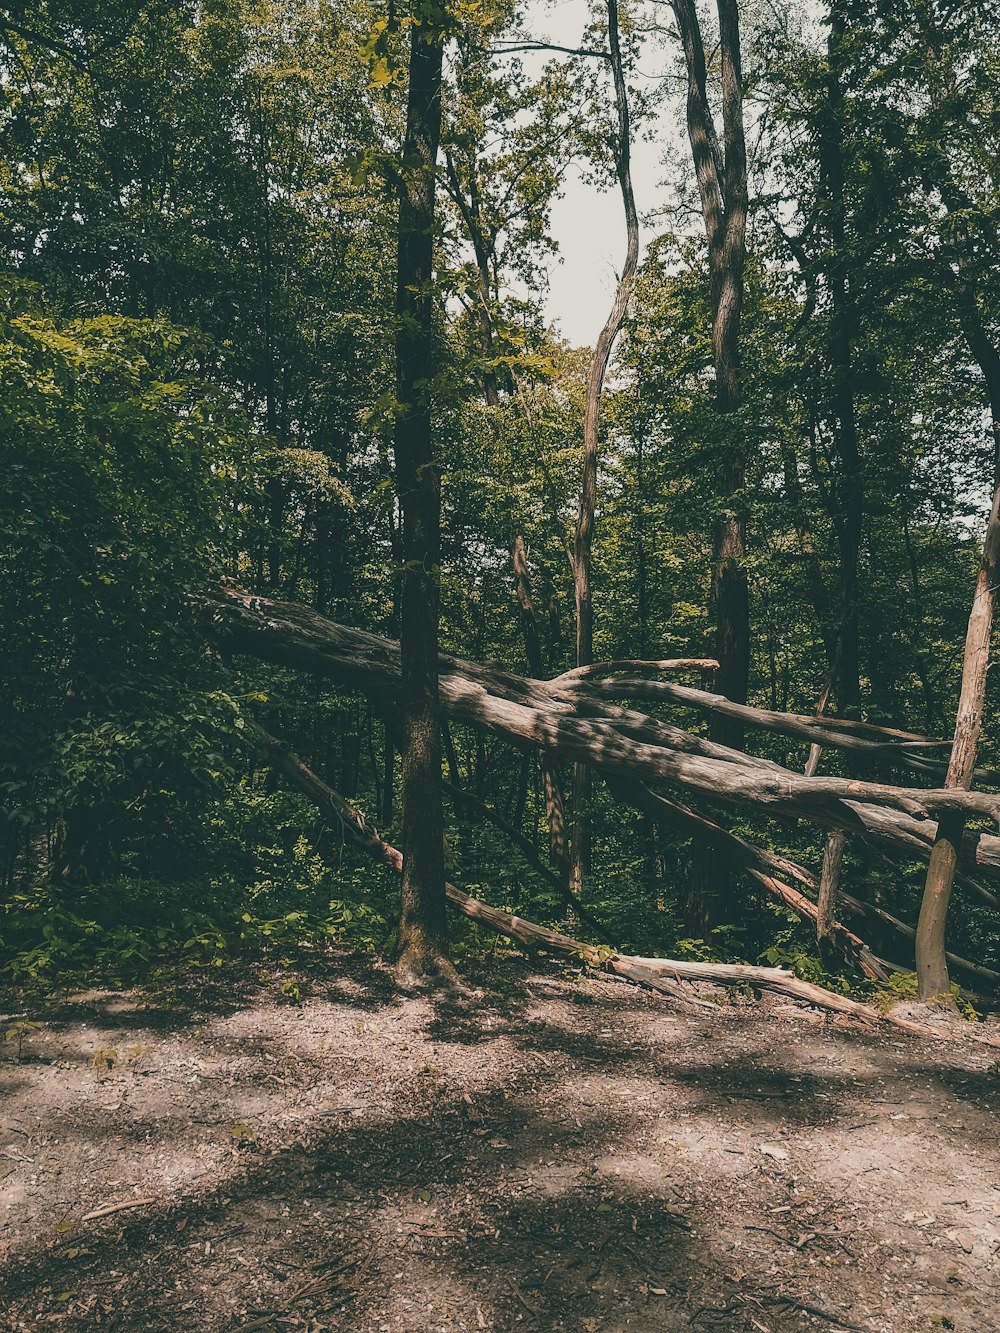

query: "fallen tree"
(607, 779), (999, 990)
(245, 722), (998, 1045)
(204, 584), (1000, 885)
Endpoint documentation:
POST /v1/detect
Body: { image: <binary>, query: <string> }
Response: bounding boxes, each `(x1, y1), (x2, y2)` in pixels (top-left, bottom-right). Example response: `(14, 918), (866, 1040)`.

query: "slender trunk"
(706, 0), (749, 724)
(815, 828), (845, 969)
(802, 684), (847, 964)
(570, 0), (640, 903)
(822, 4), (864, 708)
(393, 17), (450, 979)
(672, 0), (749, 931)
(914, 249), (1000, 1003)
(381, 728), (395, 827)
(915, 483), (1000, 1001)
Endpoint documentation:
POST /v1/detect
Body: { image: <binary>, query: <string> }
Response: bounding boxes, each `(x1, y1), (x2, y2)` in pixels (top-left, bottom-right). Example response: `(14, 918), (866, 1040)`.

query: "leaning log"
(245, 721), (997, 1045)
(610, 779), (896, 984)
(203, 585), (1000, 884)
(562, 675), (953, 776)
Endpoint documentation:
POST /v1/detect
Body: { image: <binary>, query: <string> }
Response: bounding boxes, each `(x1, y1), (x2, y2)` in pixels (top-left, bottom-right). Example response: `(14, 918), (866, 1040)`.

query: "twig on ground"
(82, 1197), (157, 1222)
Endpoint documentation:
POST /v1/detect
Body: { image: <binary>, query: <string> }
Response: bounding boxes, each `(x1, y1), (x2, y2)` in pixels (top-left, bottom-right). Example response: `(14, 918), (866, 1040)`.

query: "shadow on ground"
(1, 954), (997, 1332)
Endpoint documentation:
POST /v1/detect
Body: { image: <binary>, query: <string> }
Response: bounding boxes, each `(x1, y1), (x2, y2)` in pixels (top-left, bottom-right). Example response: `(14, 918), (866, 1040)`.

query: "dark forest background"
(2, 0), (998, 1002)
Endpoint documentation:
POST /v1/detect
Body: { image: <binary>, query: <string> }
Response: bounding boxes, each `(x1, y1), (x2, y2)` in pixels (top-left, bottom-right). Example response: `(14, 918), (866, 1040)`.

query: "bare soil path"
(1, 955), (998, 1332)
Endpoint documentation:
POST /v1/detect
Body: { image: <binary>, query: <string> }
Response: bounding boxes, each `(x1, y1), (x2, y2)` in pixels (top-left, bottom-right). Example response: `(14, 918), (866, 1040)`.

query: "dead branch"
(553, 657), (720, 682)
(245, 720), (997, 1045)
(204, 585), (1000, 836)
(562, 676), (953, 775)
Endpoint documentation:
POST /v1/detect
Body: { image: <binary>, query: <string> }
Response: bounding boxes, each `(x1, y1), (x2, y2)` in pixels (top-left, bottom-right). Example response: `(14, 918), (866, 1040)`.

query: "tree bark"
(246, 722), (994, 1046)
(915, 483), (1000, 1001)
(569, 0), (640, 904)
(393, 15), (450, 980)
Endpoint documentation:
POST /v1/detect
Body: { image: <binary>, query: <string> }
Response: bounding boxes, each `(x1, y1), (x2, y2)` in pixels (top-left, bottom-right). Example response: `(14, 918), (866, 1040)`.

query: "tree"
(0, 286), (251, 887)
(392, 2), (451, 979)
(568, 0), (640, 902)
(668, 0), (749, 932)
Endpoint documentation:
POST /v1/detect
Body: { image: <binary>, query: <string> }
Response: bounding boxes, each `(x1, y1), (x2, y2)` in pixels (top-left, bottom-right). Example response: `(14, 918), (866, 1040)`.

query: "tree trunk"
(569, 0), (640, 902)
(512, 534), (569, 872)
(671, 0), (749, 930)
(915, 483), (1000, 1001)
(816, 828), (846, 969)
(821, 3), (864, 710)
(393, 15), (450, 981)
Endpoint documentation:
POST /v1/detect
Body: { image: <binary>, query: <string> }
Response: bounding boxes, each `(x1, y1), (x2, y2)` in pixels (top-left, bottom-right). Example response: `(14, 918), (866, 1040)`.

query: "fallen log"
(204, 585), (1000, 832)
(245, 720), (997, 1045)
(204, 584), (1000, 926)
(610, 779), (896, 985)
(565, 676), (953, 776)
(615, 780), (998, 990)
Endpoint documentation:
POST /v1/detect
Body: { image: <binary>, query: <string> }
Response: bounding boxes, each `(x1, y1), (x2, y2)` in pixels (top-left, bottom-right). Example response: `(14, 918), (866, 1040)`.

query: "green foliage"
(1, 0), (999, 1007)
(1, 868), (387, 994)
(761, 932), (853, 995)
(873, 970), (982, 1022)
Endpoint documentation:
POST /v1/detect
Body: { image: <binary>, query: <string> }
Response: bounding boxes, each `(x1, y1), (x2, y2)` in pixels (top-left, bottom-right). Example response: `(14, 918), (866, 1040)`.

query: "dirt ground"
(1, 953), (998, 1332)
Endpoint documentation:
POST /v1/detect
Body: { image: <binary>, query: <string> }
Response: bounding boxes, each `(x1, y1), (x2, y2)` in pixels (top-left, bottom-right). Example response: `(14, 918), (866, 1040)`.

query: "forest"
(2, 1), (1000, 1330)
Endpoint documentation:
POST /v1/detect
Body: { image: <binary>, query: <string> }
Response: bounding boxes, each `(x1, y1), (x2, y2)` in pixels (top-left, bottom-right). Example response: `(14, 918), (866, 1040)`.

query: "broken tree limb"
(561, 676), (953, 775)
(246, 721), (996, 1043)
(553, 657), (720, 682)
(246, 722), (706, 1009)
(617, 778), (999, 991)
(203, 585), (1000, 880)
(608, 779), (896, 985)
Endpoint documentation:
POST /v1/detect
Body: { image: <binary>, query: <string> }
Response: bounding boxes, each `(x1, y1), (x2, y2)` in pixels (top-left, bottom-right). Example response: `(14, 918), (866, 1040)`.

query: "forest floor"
(1, 953), (999, 1333)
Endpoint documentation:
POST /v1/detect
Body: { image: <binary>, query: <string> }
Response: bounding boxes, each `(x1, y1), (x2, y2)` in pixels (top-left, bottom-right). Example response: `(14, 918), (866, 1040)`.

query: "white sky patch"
(521, 0), (684, 345)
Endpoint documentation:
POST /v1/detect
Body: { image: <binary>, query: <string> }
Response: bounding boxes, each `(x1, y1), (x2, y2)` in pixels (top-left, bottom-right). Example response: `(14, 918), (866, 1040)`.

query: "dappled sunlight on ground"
(1, 955), (998, 1330)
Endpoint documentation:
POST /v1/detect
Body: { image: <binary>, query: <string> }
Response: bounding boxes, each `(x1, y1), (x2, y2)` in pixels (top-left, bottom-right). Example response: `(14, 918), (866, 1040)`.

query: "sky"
(522, 0), (683, 345)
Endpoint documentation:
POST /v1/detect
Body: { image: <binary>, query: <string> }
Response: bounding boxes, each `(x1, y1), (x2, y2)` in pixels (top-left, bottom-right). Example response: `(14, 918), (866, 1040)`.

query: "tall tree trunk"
(569, 0), (640, 903)
(913, 220), (1000, 1003)
(822, 2), (864, 709)
(915, 483), (1000, 1002)
(779, 5), (862, 955)
(393, 15), (450, 980)
(672, 0), (749, 930)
